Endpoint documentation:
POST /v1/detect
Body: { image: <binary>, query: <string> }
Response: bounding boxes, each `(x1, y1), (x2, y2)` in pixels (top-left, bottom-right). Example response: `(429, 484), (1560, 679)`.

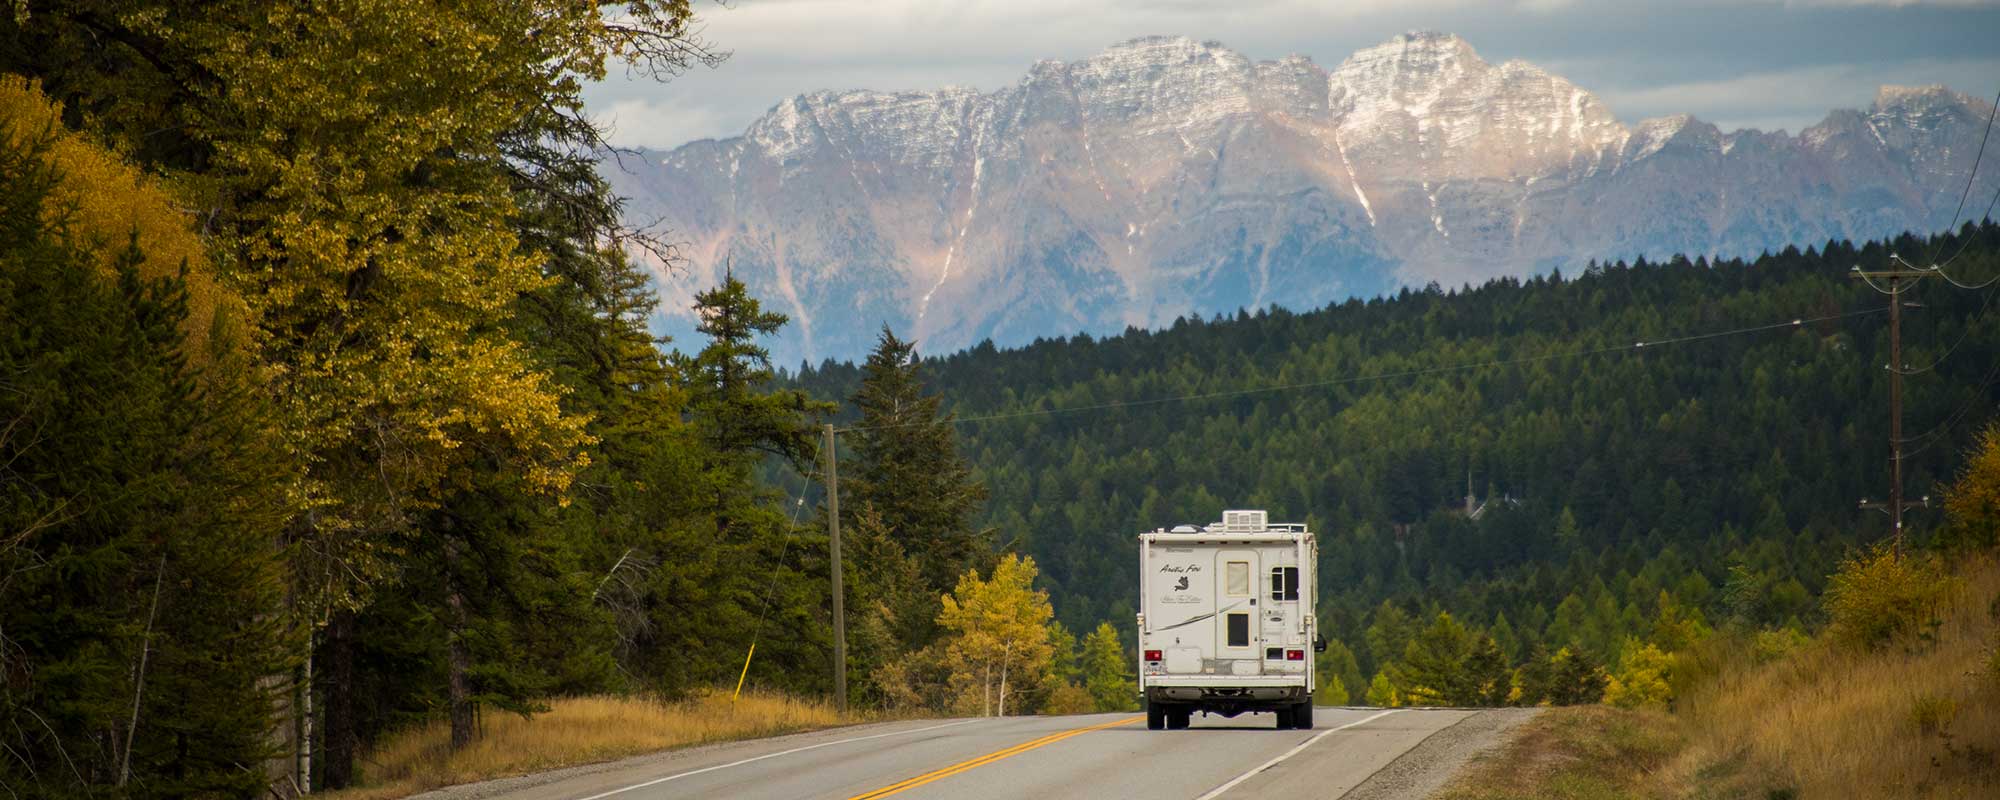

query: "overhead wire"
(1923, 86), (2000, 268)
(1930, 176), (2000, 278)
(835, 307), (1886, 434)
(742, 469), (816, 676)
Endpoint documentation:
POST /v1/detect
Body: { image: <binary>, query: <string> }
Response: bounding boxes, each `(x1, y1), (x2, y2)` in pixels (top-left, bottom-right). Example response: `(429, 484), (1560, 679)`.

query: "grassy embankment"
(325, 690), (847, 800)
(1437, 555), (2000, 799)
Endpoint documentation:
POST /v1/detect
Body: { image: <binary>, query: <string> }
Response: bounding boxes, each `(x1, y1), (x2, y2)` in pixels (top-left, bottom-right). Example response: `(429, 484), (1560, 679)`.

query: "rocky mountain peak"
(604, 34), (1996, 366)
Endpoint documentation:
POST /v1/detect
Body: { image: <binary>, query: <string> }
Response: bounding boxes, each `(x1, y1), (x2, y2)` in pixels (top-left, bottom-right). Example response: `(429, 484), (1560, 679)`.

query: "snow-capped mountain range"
(604, 32), (2000, 365)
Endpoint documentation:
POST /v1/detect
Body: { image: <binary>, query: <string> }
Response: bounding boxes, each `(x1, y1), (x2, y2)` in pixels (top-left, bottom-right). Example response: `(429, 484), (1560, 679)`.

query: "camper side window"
(1225, 561), (1250, 596)
(1269, 567), (1299, 601)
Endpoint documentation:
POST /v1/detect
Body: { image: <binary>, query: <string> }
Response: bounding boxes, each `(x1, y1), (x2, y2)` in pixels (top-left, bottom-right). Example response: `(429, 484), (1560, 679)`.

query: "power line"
(836, 307), (1885, 434)
(1924, 87), (2000, 268)
(1893, 276), (1998, 375)
(1931, 186), (2000, 277)
(1897, 347), (2000, 455)
(739, 471), (816, 686)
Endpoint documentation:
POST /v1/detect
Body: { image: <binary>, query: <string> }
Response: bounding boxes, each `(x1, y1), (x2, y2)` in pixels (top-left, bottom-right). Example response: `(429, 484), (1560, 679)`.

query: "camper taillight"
(1286, 649), (1305, 661)
(1143, 649), (1163, 662)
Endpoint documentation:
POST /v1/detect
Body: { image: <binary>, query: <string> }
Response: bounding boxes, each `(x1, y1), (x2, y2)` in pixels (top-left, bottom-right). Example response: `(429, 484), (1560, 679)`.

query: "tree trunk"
(981, 664), (991, 717)
(445, 533), (475, 751)
(321, 609), (357, 788)
(998, 642), (1011, 718)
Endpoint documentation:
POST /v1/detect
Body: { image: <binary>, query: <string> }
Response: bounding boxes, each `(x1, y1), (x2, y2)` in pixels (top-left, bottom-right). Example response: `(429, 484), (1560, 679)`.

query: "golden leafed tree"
(938, 554), (1055, 716)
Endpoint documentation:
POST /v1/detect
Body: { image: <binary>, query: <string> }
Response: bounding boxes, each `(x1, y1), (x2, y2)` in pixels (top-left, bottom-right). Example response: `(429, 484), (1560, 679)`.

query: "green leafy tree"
(1081, 622), (1137, 711)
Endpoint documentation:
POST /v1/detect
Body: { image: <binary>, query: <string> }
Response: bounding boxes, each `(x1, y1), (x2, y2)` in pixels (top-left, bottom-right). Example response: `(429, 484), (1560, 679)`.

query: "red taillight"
(1143, 649), (1163, 662)
(1286, 649), (1304, 661)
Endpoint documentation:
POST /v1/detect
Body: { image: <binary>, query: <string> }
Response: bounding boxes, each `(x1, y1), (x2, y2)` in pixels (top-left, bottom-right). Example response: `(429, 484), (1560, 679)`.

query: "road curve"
(419, 707), (1497, 800)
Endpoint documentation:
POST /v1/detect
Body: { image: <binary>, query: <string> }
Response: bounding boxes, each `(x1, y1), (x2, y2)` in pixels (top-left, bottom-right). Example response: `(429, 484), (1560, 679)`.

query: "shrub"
(1604, 640), (1674, 709)
(1752, 627), (1810, 664)
(1824, 543), (1957, 651)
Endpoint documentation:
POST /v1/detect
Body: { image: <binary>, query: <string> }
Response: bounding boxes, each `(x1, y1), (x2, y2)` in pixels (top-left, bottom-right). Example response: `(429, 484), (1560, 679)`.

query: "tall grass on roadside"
(328, 691), (844, 800)
(1432, 706), (1685, 800)
(1666, 555), (2000, 799)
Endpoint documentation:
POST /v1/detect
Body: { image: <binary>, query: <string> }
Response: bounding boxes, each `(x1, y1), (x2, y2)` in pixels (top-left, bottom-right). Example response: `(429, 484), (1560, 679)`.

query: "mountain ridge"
(605, 32), (1998, 365)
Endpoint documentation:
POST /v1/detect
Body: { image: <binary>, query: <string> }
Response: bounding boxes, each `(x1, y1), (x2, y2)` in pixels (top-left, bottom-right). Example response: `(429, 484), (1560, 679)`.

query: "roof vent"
(1169, 524), (1200, 534)
(1221, 510), (1267, 532)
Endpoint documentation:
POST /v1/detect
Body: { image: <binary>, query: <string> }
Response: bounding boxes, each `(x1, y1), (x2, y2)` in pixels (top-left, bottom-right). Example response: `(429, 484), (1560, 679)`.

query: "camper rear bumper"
(1144, 676), (1308, 703)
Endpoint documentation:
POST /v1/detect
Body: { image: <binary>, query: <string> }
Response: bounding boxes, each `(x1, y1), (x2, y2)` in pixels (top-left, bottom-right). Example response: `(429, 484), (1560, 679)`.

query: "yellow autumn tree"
(1944, 422), (2000, 552)
(1603, 638), (1675, 709)
(0, 75), (249, 370)
(938, 554), (1055, 717)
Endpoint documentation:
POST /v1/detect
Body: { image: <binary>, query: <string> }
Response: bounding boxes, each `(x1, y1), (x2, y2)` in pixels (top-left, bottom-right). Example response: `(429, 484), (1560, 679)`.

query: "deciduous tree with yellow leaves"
(938, 555), (1056, 717)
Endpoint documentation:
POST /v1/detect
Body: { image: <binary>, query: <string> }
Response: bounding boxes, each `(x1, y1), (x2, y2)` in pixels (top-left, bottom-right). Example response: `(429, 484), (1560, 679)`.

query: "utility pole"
(823, 423), (846, 715)
(1851, 260), (1937, 555)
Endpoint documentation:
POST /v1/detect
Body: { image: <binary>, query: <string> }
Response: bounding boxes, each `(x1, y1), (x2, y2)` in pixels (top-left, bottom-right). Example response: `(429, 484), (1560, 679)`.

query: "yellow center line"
(845, 715), (1143, 800)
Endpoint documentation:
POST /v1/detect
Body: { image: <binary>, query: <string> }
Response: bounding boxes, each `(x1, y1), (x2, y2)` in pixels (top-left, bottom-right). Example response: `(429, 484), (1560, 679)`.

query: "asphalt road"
(436, 707), (1500, 800)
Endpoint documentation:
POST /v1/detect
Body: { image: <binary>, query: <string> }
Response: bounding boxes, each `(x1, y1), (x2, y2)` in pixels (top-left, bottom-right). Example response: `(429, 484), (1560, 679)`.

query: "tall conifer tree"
(849, 327), (992, 596)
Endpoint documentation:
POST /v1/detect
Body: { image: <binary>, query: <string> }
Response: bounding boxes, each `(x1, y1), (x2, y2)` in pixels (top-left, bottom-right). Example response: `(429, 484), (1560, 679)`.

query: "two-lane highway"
(432, 707), (1506, 800)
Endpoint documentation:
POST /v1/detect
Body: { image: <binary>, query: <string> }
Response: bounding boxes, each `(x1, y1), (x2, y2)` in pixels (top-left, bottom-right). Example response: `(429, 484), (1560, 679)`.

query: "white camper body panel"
(1136, 511), (1316, 725)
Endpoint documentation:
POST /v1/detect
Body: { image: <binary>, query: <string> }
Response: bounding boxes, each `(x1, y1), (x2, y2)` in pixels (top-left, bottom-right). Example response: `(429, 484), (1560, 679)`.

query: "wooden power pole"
(1852, 262), (1937, 554)
(823, 423), (846, 715)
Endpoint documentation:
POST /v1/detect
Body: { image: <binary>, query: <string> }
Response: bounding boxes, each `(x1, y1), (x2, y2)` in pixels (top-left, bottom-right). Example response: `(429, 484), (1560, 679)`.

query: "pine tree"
(850, 327), (992, 601)
(1546, 647), (1610, 705)
(1397, 612), (1477, 706)
(1315, 637), (1366, 705)
(1366, 672), (1401, 708)
(0, 116), (292, 796)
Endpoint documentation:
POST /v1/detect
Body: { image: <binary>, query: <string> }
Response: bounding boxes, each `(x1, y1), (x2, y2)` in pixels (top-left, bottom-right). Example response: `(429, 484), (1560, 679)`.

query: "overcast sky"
(585, 0), (2000, 151)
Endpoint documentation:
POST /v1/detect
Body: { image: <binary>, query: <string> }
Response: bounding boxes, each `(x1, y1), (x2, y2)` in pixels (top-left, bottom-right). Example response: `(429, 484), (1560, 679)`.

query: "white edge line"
(1191, 709), (1402, 800)
(573, 718), (984, 800)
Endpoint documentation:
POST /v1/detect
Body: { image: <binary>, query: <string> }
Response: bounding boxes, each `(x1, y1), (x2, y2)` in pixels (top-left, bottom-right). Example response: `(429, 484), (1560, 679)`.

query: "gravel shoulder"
(1339, 707), (1542, 800)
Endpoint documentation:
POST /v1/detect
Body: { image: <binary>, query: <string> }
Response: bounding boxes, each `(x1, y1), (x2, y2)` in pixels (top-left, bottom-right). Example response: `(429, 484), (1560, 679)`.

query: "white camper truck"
(1137, 510), (1321, 730)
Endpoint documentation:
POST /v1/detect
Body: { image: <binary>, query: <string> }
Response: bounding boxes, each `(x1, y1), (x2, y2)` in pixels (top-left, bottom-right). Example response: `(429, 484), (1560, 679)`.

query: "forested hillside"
(792, 226), (2000, 699)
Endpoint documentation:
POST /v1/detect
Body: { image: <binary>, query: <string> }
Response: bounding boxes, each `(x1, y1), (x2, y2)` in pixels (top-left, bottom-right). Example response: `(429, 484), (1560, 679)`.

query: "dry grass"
(1666, 555), (2000, 799)
(322, 691), (847, 800)
(1434, 706), (1684, 800)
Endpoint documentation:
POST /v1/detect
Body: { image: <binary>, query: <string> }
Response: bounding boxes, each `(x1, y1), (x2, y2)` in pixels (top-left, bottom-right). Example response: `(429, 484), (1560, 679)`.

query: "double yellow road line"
(846, 715), (1143, 800)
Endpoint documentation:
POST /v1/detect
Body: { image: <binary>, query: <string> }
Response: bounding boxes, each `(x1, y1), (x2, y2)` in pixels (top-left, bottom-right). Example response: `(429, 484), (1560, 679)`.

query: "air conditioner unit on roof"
(1221, 509), (1267, 532)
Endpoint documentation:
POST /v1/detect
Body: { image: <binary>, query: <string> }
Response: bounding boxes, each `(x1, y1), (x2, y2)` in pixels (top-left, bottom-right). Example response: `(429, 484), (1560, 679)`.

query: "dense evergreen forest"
(791, 226), (2000, 699)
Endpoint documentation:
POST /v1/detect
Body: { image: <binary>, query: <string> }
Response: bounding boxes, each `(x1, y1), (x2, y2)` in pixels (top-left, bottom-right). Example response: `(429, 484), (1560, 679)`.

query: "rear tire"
(1145, 699), (1165, 730)
(1293, 700), (1314, 730)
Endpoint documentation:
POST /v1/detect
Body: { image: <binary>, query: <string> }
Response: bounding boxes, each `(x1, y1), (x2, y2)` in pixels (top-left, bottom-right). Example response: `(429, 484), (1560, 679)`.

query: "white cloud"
(593, 98), (734, 150)
(1590, 58), (2000, 132)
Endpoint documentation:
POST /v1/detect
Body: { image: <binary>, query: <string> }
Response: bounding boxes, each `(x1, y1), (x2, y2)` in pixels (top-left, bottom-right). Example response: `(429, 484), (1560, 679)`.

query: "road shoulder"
(1339, 707), (1541, 800)
(400, 718), (966, 800)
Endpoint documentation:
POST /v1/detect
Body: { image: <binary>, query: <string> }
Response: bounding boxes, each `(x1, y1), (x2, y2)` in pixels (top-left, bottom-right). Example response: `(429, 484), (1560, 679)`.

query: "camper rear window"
(1226, 561), (1250, 595)
(1269, 567), (1299, 601)
(1227, 613), (1250, 647)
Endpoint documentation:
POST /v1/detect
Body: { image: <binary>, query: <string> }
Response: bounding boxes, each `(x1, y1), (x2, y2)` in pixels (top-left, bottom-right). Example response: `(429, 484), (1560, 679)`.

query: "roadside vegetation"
(1438, 424), (2000, 799)
(1433, 706), (1684, 800)
(325, 692), (843, 800)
